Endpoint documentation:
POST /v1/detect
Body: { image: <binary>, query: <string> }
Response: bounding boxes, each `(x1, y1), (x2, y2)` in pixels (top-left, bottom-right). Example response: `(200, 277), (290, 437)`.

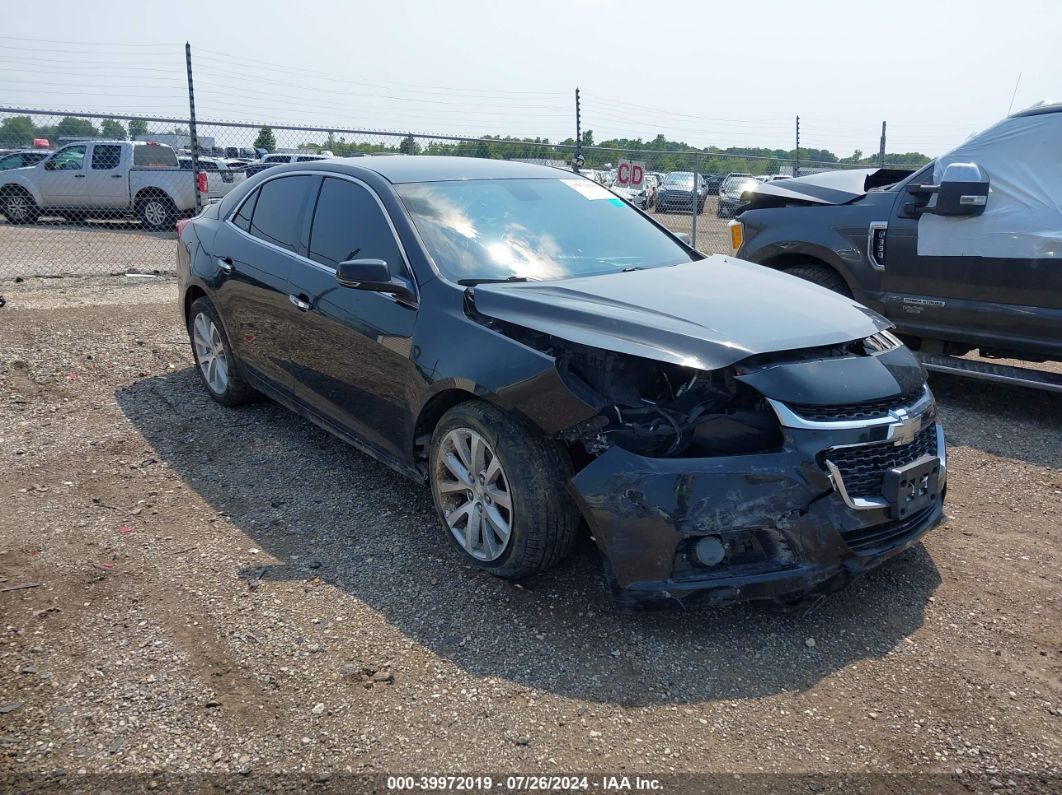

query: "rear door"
(282, 175), (420, 461)
(882, 117), (1062, 356)
(36, 144), (87, 206)
(84, 143), (127, 210)
(210, 173), (318, 391)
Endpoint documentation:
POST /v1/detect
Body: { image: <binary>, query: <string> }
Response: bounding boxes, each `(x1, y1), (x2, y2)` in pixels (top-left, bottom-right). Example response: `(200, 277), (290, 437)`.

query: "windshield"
(722, 176), (757, 193)
(397, 177), (695, 282)
(663, 172), (694, 188)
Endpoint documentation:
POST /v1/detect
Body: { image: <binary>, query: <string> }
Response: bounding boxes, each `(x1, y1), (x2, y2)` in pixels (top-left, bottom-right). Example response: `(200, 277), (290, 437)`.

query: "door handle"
(217, 257), (234, 274)
(111, 174), (122, 179)
(288, 294), (312, 311)
(74, 174), (85, 178)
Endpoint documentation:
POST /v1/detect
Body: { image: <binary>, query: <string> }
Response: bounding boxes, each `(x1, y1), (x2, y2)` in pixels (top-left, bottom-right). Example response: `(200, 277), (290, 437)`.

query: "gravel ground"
(0, 277), (1060, 793)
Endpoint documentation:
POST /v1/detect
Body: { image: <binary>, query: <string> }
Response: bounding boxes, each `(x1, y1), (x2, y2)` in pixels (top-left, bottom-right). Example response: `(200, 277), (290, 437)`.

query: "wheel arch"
(133, 185), (177, 208)
(412, 387), (480, 468)
(757, 249), (858, 296)
(0, 180), (42, 206)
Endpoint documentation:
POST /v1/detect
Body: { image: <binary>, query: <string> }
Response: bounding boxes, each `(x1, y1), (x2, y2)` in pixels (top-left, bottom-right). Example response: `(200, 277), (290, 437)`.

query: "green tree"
(128, 119), (148, 138)
(253, 125), (276, 152)
(398, 133), (420, 155)
(55, 117), (99, 141)
(0, 115), (36, 147)
(100, 118), (127, 140)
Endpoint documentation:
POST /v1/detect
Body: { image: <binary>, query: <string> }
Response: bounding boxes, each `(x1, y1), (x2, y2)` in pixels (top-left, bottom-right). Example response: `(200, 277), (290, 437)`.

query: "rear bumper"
(568, 418), (946, 608)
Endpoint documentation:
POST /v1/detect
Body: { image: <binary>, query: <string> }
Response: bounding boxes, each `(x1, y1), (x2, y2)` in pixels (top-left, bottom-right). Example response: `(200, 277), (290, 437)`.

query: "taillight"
(198, 171), (208, 193)
(176, 218), (191, 237)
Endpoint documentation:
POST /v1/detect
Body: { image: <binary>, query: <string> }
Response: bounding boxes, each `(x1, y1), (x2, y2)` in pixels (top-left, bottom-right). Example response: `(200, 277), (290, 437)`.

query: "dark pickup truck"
(731, 103), (1062, 393)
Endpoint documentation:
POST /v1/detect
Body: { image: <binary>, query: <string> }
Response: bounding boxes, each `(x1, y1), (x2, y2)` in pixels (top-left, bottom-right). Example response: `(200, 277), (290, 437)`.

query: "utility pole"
(185, 42), (201, 214)
(879, 121), (887, 168)
(794, 115), (800, 178)
(573, 87), (583, 173)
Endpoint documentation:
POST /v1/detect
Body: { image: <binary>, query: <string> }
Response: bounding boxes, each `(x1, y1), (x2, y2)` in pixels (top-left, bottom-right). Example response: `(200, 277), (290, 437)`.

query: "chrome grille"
(825, 424), (939, 499)
(790, 388), (924, 422)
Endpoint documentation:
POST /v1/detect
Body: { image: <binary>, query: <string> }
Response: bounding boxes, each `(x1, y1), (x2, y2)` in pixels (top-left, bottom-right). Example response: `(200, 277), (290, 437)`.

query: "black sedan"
(177, 157), (946, 608)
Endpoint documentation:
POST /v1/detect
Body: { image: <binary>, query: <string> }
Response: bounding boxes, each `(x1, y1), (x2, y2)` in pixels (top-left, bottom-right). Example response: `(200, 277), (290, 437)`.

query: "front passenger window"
(308, 177), (404, 270)
(51, 145), (86, 171)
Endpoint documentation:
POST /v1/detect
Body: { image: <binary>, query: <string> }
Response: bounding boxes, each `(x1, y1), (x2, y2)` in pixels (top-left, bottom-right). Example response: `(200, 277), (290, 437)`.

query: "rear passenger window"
(91, 144), (122, 170)
(247, 175), (314, 250)
(308, 177), (403, 269)
(232, 188), (259, 232)
(132, 145), (178, 168)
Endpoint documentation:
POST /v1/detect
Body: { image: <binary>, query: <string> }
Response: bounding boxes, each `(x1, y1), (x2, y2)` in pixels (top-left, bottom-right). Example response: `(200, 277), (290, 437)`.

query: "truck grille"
(790, 388), (924, 422)
(842, 504), (936, 553)
(825, 423), (938, 499)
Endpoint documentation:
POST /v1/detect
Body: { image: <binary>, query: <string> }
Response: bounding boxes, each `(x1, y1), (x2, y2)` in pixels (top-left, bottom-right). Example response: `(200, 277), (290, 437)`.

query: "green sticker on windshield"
(608, 198), (624, 207)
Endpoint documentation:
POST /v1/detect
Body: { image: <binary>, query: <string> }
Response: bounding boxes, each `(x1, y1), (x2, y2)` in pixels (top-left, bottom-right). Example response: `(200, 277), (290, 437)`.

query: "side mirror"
(908, 162), (989, 217)
(932, 162), (989, 217)
(674, 232), (691, 244)
(335, 258), (416, 304)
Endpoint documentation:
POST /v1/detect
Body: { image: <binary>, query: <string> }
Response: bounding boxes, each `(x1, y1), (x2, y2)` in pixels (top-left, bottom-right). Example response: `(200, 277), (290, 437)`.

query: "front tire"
(2, 188), (39, 224)
(187, 296), (256, 406)
(429, 401), (579, 579)
(783, 262), (853, 298)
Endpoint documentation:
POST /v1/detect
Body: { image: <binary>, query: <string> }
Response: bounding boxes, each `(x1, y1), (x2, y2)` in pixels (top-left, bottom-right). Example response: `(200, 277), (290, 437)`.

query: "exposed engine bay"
(472, 311), (783, 459)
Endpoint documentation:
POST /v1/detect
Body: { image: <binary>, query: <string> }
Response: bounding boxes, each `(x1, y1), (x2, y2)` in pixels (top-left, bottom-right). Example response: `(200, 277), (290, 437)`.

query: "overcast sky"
(2, 0), (1059, 157)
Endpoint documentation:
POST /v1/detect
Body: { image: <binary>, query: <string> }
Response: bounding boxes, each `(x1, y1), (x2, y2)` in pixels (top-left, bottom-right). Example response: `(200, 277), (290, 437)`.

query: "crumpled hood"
(751, 169), (877, 205)
(749, 167), (916, 206)
(472, 256), (890, 370)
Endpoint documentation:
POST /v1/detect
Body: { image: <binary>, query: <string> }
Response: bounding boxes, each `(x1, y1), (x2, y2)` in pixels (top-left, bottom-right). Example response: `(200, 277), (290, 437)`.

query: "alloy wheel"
(192, 312), (229, 395)
(435, 428), (513, 561)
(6, 194), (30, 222)
(143, 200), (167, 228)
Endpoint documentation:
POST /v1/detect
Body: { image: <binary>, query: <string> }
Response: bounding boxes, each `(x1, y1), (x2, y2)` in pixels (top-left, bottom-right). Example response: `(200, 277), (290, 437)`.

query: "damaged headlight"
(554, 342), (783, 458)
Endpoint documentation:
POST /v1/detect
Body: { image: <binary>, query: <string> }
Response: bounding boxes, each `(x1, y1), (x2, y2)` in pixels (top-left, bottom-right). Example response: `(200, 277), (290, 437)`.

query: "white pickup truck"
(0, 140), (201, 230)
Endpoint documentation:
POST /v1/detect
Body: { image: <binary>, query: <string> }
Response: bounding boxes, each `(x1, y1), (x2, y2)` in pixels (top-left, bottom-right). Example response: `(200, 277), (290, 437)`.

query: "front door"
(283, 175), (419, 462)
(36, 144), (88, 207)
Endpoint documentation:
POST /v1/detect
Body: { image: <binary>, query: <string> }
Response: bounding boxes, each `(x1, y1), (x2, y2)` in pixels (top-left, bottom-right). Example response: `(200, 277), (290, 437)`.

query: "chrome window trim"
(223, 169), (420, 304)
(767, 384), (933, 432)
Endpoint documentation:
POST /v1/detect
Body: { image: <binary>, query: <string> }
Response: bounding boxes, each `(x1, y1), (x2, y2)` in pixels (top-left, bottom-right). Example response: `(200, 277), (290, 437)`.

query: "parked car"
(0, 140), (201, 230)
(245, 152), (331, 178)
(176, 156), (946, 608)
(610, 178), (654, 210)
(0, 149), (53, 171)
(732, 102), (1062, 392)
(224, 147), (257, 160)
(655, 171), (707, 214)
(704, 174), (725, 195)
(178, 155), (246, 200)
(716, 173), (760, 218)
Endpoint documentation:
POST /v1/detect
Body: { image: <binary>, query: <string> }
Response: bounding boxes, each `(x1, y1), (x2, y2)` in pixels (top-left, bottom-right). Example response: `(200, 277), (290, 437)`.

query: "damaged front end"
(468, 289), (946, 609)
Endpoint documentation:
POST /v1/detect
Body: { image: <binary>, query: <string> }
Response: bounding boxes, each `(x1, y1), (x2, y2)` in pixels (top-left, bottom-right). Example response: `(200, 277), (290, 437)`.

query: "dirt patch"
(0, 281), (1059, 787)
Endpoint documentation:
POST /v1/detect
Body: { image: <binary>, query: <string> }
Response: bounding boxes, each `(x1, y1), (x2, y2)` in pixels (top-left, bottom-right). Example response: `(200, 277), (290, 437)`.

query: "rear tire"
(429, 401), (579, 580)
(782, 262), (852, 298)
(2, 188), (39, 224)
(137, 194), (176, 231)
(186, 296), (257, 407)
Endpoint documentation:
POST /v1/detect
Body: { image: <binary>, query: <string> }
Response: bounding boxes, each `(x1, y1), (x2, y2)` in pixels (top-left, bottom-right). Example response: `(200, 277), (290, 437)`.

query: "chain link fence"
(0, 108), (872, 280)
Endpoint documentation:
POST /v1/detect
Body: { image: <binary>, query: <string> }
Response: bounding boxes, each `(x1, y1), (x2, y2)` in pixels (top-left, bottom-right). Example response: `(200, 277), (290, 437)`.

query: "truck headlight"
(728, 220), (744, 253)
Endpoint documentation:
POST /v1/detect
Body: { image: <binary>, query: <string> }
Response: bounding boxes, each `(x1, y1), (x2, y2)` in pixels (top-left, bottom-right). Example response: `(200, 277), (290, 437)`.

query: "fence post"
(573, 87), (583, 173)
(690, 154), (699, 250)
(794, 115), (800, 179)
(879, 121), (887, 168)
(185, 42), (201, 214)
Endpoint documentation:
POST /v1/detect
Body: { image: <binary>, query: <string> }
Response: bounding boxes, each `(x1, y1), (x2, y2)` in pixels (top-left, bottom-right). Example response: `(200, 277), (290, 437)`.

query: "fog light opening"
(694, 535), (726, 567)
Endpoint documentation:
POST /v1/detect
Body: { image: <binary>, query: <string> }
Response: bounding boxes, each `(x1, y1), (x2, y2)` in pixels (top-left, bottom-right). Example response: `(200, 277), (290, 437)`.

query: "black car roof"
(298, 155), (568, 184)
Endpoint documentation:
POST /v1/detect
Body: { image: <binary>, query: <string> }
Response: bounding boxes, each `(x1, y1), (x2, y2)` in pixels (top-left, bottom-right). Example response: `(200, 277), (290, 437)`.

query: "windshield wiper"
(457, 276), (531, 286)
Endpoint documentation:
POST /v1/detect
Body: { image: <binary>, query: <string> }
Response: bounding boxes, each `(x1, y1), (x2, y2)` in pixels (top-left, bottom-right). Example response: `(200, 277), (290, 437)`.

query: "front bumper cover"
(567, 412), (946, 608)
